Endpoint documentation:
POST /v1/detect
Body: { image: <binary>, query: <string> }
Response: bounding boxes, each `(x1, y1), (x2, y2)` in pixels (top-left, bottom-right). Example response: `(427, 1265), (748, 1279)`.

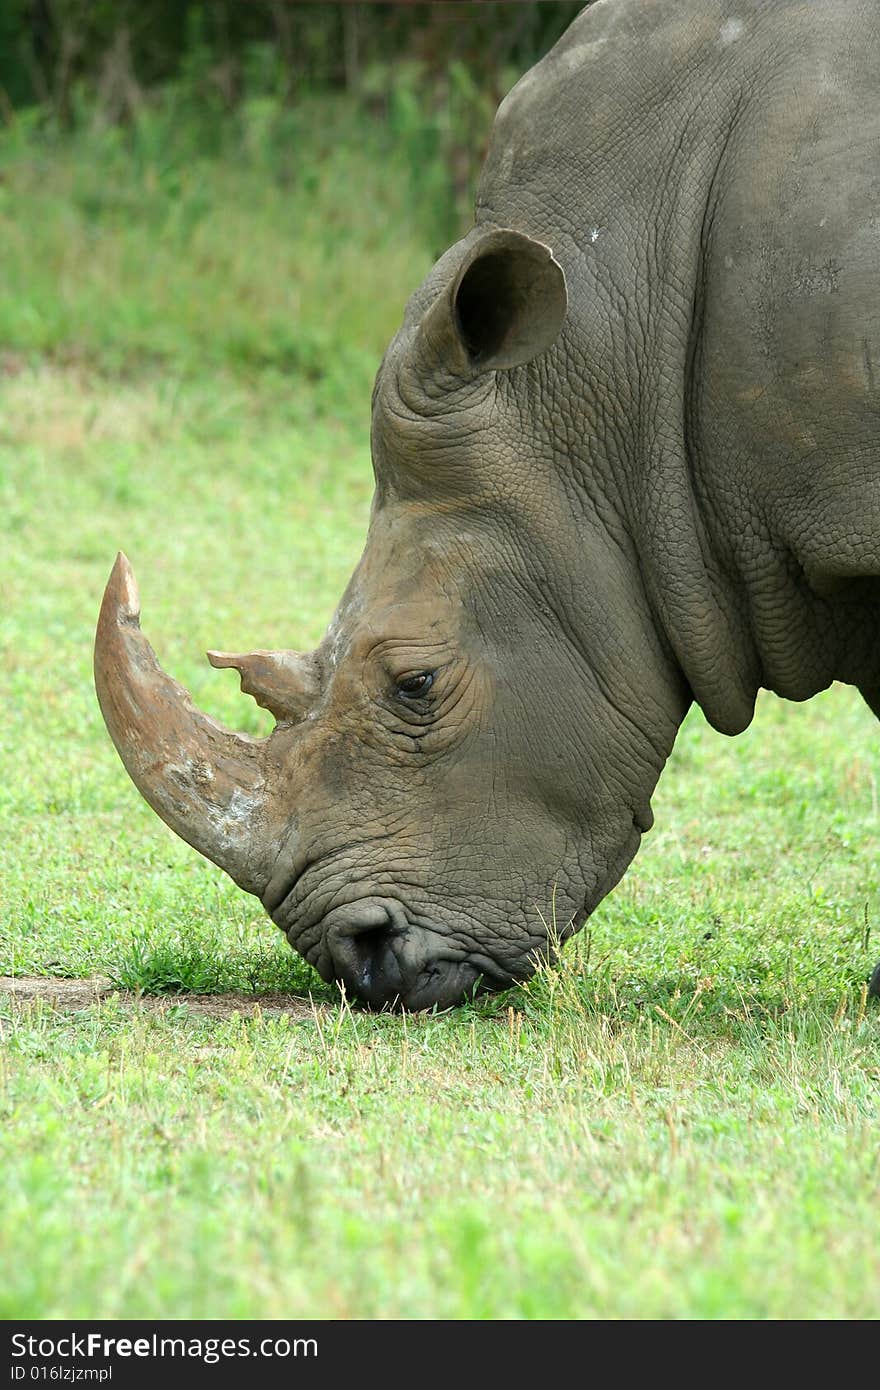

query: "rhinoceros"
(95, 0), (880, 1010)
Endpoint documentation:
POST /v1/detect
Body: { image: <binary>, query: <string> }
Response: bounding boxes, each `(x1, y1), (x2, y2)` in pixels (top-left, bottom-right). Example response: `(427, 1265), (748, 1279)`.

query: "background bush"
(1, 2), (583, 241)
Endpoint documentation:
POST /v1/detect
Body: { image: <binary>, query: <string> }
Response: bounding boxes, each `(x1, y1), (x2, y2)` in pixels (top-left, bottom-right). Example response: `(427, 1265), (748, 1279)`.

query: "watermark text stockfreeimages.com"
(10, 1334), (316, 1368)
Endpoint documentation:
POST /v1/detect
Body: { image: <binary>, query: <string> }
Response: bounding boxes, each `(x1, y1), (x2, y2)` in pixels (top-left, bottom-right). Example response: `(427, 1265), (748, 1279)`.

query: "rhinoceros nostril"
(326, 904), (404, 1006)
(334, 927), (383, 993)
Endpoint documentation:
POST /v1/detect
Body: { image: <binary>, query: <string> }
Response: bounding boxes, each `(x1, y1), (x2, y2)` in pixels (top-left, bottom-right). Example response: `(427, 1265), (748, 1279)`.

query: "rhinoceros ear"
(420, 229), (567, 374)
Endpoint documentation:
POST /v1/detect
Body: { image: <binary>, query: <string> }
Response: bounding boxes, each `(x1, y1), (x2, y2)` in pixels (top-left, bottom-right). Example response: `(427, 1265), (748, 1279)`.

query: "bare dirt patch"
(0, 975), (316, 1021)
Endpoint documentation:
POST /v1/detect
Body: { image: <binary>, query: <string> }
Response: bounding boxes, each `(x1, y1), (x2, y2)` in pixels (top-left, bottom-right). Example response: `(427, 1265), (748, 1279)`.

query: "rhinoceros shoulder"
(477, 0), (873, 230)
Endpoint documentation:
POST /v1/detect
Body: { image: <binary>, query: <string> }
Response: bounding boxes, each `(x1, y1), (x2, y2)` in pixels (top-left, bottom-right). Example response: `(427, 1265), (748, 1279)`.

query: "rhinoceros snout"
(322, 899), (485, 1011)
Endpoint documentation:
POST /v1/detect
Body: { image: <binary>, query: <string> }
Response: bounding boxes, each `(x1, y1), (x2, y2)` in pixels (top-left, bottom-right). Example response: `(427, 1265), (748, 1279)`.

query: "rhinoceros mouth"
(267, 860), (517, 1009)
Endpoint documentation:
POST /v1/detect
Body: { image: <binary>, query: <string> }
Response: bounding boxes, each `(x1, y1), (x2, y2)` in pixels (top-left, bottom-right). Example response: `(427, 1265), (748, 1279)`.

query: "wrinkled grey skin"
(102, 0), (880, 1009)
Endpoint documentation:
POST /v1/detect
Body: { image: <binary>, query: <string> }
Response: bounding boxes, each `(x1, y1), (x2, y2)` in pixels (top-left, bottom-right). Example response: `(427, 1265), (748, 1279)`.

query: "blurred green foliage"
(0, 86), (440, 402)
(0, 3), (584, 247)
(1, 3), (585, 110)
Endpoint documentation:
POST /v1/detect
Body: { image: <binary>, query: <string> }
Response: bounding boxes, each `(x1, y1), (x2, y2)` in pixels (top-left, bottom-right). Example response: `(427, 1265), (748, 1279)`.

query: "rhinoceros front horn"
(94, 553), (271, 895)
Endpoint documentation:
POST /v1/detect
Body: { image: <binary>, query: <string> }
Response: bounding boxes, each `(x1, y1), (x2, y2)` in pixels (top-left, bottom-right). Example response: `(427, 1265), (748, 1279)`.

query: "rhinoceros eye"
(395, 671), (434, 701)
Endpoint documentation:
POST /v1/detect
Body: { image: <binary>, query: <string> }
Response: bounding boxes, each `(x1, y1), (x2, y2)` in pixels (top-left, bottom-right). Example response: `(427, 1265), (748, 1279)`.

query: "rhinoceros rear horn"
(94, 553), (272, 896)
(207, 648), (320, 723)
(420, 228), (567, 374)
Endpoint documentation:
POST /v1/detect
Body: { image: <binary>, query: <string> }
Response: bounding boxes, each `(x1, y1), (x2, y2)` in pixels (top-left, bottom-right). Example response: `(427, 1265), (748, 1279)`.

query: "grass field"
(1, 106), (879, 1320)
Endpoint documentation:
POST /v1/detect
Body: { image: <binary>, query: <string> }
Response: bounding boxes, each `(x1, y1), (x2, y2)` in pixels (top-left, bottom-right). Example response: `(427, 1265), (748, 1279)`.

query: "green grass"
(1, 108), (879, 1320)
